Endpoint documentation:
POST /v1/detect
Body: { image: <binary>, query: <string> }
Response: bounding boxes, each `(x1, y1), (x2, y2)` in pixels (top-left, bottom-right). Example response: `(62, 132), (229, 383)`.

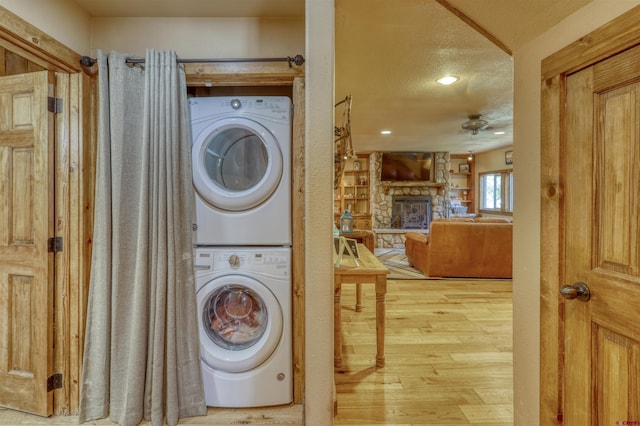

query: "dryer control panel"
(194, 248), (290, 276)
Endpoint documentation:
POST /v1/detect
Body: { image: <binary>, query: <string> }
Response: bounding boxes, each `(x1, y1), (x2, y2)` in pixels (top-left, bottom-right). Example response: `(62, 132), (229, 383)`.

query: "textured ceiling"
(71, 0), (592, 154)
(335, 0), (591, 154)
(335, 0), (514, 154)
(446, 0), (593, 51)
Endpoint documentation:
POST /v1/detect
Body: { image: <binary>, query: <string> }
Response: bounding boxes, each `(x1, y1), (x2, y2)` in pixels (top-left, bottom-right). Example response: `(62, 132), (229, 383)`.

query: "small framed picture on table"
(342, 237), (360, 259)
(459, 163), (470, 173)
(333, 236), (360, 267)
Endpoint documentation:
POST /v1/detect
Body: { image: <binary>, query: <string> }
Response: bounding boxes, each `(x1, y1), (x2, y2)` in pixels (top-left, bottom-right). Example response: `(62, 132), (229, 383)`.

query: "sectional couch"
(404, 217), (513, 278)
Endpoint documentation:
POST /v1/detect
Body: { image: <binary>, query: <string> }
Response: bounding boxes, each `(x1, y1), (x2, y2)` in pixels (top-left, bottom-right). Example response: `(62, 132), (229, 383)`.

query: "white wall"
(0, 0), (91, 54)
(512, 1), (640, 424)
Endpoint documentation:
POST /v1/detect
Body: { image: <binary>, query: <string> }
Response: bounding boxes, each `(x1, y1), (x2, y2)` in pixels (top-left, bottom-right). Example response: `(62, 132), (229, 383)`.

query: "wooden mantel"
(381, 181), (444, 195)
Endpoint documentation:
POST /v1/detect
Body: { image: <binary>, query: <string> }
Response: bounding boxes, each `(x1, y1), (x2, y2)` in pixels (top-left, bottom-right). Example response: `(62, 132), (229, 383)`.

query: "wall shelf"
(334, 154), (372, 230)
(449, 154), (475, 214)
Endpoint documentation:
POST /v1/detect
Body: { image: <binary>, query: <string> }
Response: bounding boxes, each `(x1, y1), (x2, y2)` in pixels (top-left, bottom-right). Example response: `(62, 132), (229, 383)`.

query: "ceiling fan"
(461, 114), (489, 135)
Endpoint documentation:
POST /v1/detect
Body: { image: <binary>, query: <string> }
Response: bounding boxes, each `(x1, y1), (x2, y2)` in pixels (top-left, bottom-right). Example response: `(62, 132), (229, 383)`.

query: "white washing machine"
(190, 96), (291, 246)
(194, 246), (292, 407)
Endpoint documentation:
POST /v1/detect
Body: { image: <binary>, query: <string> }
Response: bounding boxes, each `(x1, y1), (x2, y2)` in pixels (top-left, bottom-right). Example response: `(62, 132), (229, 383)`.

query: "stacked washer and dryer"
(189, 96), (293, 408)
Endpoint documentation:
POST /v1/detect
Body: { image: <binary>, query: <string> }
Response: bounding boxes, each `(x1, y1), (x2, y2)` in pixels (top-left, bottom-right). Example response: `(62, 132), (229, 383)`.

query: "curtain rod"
(79, 54), (305, 68)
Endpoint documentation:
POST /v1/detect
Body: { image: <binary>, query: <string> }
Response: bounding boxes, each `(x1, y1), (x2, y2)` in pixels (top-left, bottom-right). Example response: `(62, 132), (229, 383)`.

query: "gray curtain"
(79, 49), (206, 426)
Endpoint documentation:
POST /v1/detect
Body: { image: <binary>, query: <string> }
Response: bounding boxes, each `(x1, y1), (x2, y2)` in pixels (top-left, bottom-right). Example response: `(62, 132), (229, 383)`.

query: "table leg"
(334, 275), (343, 368)
(375, 274), (387, 368)
(355, 283), (362, 312)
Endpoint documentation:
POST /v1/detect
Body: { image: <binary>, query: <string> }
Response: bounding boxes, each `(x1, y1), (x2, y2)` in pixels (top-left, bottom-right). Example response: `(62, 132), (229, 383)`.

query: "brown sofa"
(405, 218), (513, 278)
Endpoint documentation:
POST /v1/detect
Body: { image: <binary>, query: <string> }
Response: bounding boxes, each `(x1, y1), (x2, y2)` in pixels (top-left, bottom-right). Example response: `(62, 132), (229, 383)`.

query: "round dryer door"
(192, 118), (283, 211)
(197, 274), (283, 373)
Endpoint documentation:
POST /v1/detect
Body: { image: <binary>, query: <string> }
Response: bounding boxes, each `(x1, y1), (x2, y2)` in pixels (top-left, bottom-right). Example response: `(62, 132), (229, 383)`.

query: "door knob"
(559, 282), (590, 302)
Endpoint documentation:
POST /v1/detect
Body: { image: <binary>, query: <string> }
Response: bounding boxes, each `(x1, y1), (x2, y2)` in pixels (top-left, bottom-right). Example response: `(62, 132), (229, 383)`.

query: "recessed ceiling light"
(494, 131), (505, 135)
(380, 130), (392, 135)
(436, 75), (459, 85)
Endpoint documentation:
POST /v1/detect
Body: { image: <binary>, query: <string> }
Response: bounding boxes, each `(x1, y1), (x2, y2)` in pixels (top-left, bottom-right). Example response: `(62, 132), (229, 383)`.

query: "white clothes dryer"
(194, 246), (292, 408)
(190, 96), (291, 246)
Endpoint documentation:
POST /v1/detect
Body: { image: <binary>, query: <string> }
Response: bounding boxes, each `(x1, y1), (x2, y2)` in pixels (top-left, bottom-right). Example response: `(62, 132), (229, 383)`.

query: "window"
(479, 170), (513, 214)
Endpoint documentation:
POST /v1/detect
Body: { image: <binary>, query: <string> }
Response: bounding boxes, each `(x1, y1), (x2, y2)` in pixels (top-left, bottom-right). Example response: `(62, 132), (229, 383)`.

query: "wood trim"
(184, 62), (304, 86)
(540, 73), (564, 425)
(540, 5), (640, 423)
(66, 72), (95, 415)
(0, 6), (84, 73)
(434, 0), (512, 56)
(53, 72), (72, 415)
(541, 4), (640, 80)
(291, 76), (305, 404)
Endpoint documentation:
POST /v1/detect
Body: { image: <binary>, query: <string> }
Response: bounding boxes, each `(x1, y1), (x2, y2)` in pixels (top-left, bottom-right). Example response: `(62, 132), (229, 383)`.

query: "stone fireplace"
(370, 152), (450, 248)
(390, 195), (432, 230)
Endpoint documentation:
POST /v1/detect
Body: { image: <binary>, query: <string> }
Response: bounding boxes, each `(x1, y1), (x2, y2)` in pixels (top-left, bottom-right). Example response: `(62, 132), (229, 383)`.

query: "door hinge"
(47, 97), (62, 114)
(48, 237), (63, 253)
(47, 373), (62, 392)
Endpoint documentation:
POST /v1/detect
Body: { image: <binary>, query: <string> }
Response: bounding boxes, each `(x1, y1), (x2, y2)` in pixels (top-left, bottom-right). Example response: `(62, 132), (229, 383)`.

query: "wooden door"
(555, 39), (640, 424)
(0, 71), (55, 416)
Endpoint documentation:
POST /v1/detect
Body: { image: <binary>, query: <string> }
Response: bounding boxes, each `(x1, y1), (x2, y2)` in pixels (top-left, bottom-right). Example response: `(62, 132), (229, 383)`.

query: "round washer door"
(197, 274), (283, 373)
(192, 118), (283, 212)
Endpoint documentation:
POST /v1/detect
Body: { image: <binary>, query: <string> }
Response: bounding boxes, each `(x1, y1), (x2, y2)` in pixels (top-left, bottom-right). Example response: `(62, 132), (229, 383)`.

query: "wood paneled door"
(563, 46), (640, 423)
(541, 6), (640, 424)
(0, 71), (55, 416)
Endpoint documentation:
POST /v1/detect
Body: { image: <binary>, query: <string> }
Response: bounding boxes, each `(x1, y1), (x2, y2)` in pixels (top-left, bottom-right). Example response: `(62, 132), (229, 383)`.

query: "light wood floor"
(0, 278), (512, 425)
(0, 405), (303, 425)
(334, 278), (513, 425)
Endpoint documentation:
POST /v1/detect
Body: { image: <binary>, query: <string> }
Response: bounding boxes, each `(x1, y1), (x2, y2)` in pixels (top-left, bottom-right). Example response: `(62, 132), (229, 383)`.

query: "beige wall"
(512, 1), (640, 424)
(91, 17), (304, 58)
(475, 146), (513, 175)
(0, 0), (91, 54)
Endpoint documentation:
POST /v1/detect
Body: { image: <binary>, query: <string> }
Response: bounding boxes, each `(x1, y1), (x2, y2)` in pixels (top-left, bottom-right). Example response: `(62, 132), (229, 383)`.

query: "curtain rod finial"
(80, 56), (97, 67)
(289, 54), (305, 67)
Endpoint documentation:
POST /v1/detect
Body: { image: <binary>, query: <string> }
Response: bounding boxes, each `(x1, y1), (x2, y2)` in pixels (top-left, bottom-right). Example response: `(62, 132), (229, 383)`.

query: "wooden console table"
(339, 230), (375, 311)
(334, 243), (389, 368)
